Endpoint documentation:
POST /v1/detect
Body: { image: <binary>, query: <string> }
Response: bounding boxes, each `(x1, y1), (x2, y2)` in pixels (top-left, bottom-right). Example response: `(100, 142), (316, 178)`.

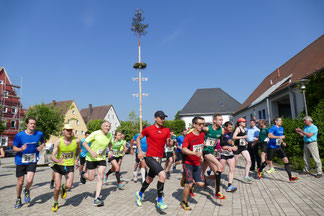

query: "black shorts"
(86, 160), (106, 170)
(220, 155), (235, 160)
(176, 151), (182, 162)
(166, 152), (173, 160)
(16, 163), (37, 178)
(261, 142), (268, 153)
(202, 151), (212, 157)
(183, 163), (204, 184)
(145, 157), (163, 178)
(135, 153), (140, 163)
(234, 146), (248, 155)
(80, 157), (86, 165)
(108, 156), (122, 163)
(267, 148), (286, 161)
(51, 164), (74, 175)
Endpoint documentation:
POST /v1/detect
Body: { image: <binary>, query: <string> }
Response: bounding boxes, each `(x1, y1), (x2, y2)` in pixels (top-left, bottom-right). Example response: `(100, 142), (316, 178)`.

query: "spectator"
(247, 119), (260, 171)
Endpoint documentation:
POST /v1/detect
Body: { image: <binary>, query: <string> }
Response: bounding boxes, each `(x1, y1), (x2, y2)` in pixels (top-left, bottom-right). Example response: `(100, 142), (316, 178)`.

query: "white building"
(178, 88), (241, 128)
(234, 35), (324, 124)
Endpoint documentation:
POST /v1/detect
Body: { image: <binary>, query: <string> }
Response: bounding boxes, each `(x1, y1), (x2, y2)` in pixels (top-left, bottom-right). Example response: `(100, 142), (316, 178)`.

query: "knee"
(17, 179), (24, 186)
(88, 175), (95, 181)
(159, 172), (166, 181)
(54, 184), (60, 192)
(196, 182), (204, 187)
(186, 182), (194, 188)
(26, 178), (33, 185)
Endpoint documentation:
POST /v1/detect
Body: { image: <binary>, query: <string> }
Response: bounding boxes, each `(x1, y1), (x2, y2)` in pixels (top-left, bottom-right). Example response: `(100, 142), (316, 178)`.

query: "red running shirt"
(182, 132), (205, 166)
(141, 125), (171, 158)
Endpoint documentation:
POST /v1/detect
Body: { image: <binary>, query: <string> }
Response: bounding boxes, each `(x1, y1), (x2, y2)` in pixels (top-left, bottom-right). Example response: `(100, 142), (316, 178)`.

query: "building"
(46, 100), (87, 145)
(234, 35), (324, 124)
(80, 104), (121, 135)
(178, 88), (241, 128)
(0, 67), (24, 147)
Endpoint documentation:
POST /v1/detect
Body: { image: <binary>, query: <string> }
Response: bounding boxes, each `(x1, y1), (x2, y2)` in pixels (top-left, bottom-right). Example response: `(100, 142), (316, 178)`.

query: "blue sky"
(1, 0), (323, 123)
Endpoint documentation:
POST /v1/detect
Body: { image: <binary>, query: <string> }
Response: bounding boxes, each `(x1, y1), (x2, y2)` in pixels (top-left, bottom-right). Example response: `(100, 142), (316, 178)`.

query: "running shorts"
(86, 160), (106, 170)
(267, 147), (286, 161)
(51, 164), (74, 175)
(183, 163), (204, 184)
(145, 157), (163, 178)
(16, 163), (37, 178)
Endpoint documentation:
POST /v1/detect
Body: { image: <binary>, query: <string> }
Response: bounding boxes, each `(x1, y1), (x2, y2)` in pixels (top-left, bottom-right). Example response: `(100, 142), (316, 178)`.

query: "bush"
(164, 119), (186, 136)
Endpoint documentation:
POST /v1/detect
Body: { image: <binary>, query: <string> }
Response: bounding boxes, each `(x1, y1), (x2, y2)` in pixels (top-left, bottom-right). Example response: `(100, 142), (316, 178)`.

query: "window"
(11, 120), (16, 128)
(75, 130), (78, 135)
(108, 114), (110, 119)
(2, 106), (7, 113)
(11, 107), (17, 114)
(262, 109), (266, 119)
(3, 91), (8, 98)
(76, 120), (79, 125)
(1, 136), (8, 146)
(72, 110), (76, 115)
(68, 120), (71, 125)
(0, 80), (3, 84)
(250, 114), (253, 121)
(81, 130), (84, 135)
(258, 111), (262, 119)
(112, 114), (114, 119)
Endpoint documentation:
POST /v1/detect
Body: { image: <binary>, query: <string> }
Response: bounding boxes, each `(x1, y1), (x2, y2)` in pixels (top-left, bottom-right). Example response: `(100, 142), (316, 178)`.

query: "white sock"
(140, 168), (146, 182)
(133, 170), (138, 179)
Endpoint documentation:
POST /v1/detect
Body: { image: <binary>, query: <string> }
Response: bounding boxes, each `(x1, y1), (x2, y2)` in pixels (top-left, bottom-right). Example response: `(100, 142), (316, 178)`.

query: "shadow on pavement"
(0, 184), (16, 191)
(60, 191), (93, 208)
(28, 191), (53, 207)
(0, 173), (13, 177)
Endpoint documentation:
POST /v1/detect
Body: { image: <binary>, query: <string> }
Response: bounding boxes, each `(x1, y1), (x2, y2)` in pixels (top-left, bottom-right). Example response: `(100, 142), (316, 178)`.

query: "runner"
(130, 135), (140, 182)
(131, 126), (148, 183)
(181, 117), (205, 210)
(233, 118), (254, 183)
(118, 133), (127, 171)
(258, 120), (275, 173)
(105, 131), (126, 189)
(135, 110), (172, 210)
(220, 121), (238, 192)
(173, 129), (187, 171)
(79, 131), (91, 176)
(80, 121), (112, 206)
(50, 124), (81, 212)
(164, 128), (176, 179)
(201, 114), (226, 200)
(12, 117), (45, 209)
(257, 117), (298, 182)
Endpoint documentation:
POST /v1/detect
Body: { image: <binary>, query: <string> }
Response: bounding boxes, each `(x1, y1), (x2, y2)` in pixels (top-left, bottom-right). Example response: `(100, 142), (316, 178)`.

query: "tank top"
(234, 127), (247, 147)
(56, 136), (77, 166)
(203, 125), (222, 153)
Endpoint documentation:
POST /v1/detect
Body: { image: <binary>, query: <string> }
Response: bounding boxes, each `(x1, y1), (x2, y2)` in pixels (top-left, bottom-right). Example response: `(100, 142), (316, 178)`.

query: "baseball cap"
(237, 118), (247, 123)
(63, 124), (73, 130)
(154, 110), (168, 118)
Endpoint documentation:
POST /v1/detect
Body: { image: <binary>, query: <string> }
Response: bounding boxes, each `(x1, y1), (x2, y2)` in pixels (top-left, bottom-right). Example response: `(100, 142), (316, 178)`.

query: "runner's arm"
(130, 138), (135, 155)
(136, 134), (144, 153)
(75, 138), (81, 163)
(51, 139), (62, 163)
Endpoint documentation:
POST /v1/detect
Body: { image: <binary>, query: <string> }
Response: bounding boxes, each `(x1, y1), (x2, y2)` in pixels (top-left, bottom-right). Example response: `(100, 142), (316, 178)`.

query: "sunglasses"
(195, 123), (205, 126)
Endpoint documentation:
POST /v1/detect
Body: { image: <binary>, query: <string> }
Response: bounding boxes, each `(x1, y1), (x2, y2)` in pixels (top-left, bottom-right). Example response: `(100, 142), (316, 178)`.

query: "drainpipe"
(266, 98), (271, 125)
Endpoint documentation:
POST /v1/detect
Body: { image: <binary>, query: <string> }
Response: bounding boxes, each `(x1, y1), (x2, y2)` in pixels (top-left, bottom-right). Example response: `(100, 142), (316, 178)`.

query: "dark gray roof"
(179, 88), (241, 116)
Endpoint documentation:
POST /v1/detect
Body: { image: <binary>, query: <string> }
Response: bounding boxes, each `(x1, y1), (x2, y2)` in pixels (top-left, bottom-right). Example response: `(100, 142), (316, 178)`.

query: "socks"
(228, 183), (232, 187)
(140, 180), (150, 194)
(140, 168), (146, 182)
(260, 161), (267, 172)
(215, 172), (221, 194)
(133, 170), (138, 178)
(107, 169), (113, 176)
(157, 181), (164, 198)
(115, 171), (121, 183)
(284, 163), (292, 178)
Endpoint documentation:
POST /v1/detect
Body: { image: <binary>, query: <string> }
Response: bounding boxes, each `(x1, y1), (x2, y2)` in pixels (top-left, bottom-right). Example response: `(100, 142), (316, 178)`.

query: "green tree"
(174, 110), (181, 120)
(87, 119), (103, 133)
(164, 119), (186, 136)
(304, 69), (324, 114)
(22, 103), (65, 141)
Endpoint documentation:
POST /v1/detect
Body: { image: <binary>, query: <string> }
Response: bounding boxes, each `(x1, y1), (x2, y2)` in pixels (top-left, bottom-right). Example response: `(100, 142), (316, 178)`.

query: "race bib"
(222, 150), (233, 157)
(22, 153), (36, 163)
(112, 149), (119, 157)
(239, 139), (246, 146)
(206, 137), (217, 147)
(276, 139), (282, 146)
(62, 152), (74, 160)
(166, 146), (173, 152)
(152, 157), (161, 163)
(193, 144), (203, 153)
(143, 152), (147, 157)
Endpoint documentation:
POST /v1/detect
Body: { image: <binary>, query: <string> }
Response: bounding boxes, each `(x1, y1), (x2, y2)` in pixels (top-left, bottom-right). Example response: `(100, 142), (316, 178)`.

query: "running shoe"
(173, 165), (176, 172)
(14, 198), (22, 209)
(118, 182), (126, 189)
(51, 202), (58, 212)
(226, 185), (237, 192)
(61, 184), (67, 199)
(50, 180), (54, 189)
(243, 176), (254, 183)
(257, 168), (264, 179)
(180, 172), (185, 187)
(166, 171), (171, 179)
(289, 176), (299, 182)
(215, 192), (226, 200)
(133, 177), (138, 183)
(189, 187), (194, 197)
(93, 197), (104, 206)
(266, 168), (276, 173)
(157, 199), (168, 210)
(24, 188), (31, 203)
(135, 191), (142, 207)
(181, 201), (191, 210)
(80, 171), (86, 184)
(105, 172), (109, 182)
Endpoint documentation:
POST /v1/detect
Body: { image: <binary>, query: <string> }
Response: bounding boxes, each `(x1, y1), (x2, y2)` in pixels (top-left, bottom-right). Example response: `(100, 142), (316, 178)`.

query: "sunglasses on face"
(195, 123), (205, 126)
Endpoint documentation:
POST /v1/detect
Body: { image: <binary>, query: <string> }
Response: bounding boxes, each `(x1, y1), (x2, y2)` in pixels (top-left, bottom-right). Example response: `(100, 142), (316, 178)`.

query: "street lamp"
(299, 79), (309, 116)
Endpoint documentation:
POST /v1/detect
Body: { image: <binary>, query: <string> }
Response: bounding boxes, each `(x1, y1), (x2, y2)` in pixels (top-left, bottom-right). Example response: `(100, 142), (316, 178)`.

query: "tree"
(87, 119), (103, 133)
(174, 110), (181, 120)
(164, 119), (186, 136)
(0, 120), (6, 134)
(304, 69), (324, 114)
(22, 103), (65, 141)
(131, 9), (149, 132)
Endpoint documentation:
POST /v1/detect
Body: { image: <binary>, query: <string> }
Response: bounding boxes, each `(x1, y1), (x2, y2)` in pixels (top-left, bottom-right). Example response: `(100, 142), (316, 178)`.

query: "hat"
(154, 110), (168, 118)
(237, 118), (247, 123)
(63, 124), (73, 130)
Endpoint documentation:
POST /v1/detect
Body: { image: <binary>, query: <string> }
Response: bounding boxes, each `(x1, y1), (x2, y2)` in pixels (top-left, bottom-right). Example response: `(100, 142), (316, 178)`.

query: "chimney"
(88, 104), (93, 121)
(52, 100), (56, 105)
(277, 68), (280, 78)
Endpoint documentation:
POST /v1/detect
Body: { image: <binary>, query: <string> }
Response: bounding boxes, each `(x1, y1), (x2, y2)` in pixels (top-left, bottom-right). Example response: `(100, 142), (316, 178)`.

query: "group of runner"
(12, 112), (299, 212)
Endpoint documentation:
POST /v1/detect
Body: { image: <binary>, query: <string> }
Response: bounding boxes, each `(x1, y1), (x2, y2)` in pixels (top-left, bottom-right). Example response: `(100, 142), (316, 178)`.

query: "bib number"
(166, 146), (173, 152)
(62, 152), (74, 160)
(239, 139), (246, 146)
(276, 139), (282, 146)
(22, 153), (36, 163)
(193, 144), (203, 153)
(112, 149), (119, 157)
(206, 138), (217, 147)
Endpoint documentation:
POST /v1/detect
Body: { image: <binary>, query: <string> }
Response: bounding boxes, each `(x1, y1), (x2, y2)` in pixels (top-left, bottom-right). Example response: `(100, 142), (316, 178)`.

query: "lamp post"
(299, 79), (309, 116)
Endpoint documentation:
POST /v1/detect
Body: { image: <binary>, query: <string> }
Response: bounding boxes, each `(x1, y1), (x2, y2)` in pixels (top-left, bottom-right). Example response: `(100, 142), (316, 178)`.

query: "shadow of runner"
(28, 191), (53, 207)
(60, 191), (93, 208)
(0, 184), (16, 191)
(0, 173), (13, 177)
(171, 188), (198, 204)
(101, 186), (120, 201)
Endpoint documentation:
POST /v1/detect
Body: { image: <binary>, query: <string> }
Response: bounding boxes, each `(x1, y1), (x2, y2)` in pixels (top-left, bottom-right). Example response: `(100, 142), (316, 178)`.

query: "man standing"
(296, 116), (322, 178)
(80, 121), (112, 206)
(13, 117), (45, 209)
(181, 117), (205, 210)
(135, 110), (172, 210)
(51, 124), (81, 212)
(246, 119), (260, 171)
